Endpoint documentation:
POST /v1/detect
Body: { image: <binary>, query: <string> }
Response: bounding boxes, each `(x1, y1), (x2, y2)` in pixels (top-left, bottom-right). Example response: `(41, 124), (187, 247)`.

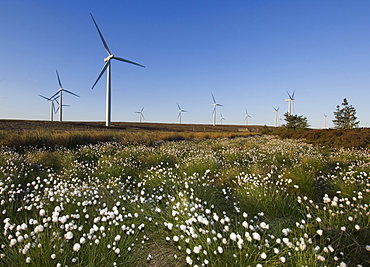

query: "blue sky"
(1, 0), (370, 128)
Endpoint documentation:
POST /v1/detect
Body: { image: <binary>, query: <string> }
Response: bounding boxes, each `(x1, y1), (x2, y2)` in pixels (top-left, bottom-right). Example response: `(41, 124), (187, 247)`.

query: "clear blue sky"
(1, 0), (370, 128)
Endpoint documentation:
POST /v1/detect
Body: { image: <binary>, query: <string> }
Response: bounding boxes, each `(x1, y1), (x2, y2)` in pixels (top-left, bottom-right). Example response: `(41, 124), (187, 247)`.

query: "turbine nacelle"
(104, 55), (114, 62)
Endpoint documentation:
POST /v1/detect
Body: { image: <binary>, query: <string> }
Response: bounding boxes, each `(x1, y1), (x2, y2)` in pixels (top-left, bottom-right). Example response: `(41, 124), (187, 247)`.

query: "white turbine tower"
(211, 93), (222, 126)
(273, 107), (280, 127)
(285, 91), (295, 115)
(38, 94), (58, 121)
(245, 109), (251, 125)
(50, 70), (80, 122)
(323, 114), (328, 129)
(177, 103), (187, 124)
(220, 113), (225, 125)
(135, 107), (145, 123)
(90, 13), (145, 127)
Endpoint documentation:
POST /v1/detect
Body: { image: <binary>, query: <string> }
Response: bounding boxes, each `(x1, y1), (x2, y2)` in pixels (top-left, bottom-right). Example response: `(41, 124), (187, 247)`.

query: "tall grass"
(0, 136), (368, 266)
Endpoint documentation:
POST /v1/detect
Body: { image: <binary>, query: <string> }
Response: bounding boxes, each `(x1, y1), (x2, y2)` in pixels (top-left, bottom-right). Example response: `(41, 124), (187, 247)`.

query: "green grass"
(0, 136), (369, 266)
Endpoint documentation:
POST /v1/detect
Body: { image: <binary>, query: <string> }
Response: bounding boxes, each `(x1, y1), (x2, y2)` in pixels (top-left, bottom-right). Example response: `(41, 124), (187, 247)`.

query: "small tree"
(284, 113), (309, 129)
(333, 98), (359, 129)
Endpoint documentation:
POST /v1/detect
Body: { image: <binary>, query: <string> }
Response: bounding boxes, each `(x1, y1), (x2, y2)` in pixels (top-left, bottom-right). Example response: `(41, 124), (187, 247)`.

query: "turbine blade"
(92, 61), (109, 89)
(211, 93), (216, 104)
(141, 107), (144, 112)
(177, 103), (181, 110)
(38, 94), (50, 101)
(63, 89), (80, 98)
(286, 91), (292, 99)
(56, 70), (62, 88)
(113, 56), (145, 68)
(183, 110), (187, 113)
(90, 13), (111, 55)
(50, 91), (60, 100)
(217, 104), (223, 107)
(178, 113), (181, 119)
(292, 90), (295, 99)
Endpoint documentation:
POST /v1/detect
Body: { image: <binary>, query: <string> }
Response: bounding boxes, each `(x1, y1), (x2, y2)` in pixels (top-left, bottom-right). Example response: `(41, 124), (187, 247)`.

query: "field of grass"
(0, 131), (369, 266)
(0, 120), (261, 148)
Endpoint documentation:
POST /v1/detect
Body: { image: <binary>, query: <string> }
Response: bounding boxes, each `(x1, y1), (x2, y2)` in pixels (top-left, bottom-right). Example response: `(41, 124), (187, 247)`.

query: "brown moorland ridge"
(0, 120), (266, 148)
(0, 119), (266, 132)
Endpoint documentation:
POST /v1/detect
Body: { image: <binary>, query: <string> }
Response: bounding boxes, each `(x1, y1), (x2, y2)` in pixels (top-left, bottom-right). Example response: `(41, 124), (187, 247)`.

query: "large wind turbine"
(285, 91), (295, 115)
(38, 94), (58, 121)
(273, 107), (280, 127)
(245, 109), (251, 125)
(135, 107), (145, 123)
(211, 93), (222, 126)
(220, 113), (225, 125)
(49, 70), (80, 122)
(323, 114), (328, 129)
(90, 13), (145, 127)
(177, 103), (187, 124)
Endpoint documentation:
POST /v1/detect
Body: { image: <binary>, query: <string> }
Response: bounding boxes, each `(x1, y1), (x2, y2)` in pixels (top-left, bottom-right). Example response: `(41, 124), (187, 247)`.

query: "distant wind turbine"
(245, 109), (251, 125)
(211, 93), (222, 126)
(90, 13), (145, 127)
(323, 114), (328, 129)
(177, 103), (187, 124)
(273, 107), (280, 127)
(285, 90), (295, 115)
(49, 70), (80, 122)
(220, 113), (225, 125)
(38, 94), (58, 121)
(135, 107), (145, 123)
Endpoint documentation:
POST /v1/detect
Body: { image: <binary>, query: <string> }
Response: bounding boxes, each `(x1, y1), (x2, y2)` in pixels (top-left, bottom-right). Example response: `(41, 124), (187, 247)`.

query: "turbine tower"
(245, 109), (251, 125)
(90, 13), (145, 127)
(273, 107), (280, 127)
(135, 107), (145, 123)
(49, 70), (80, 122)
(38, 94), (58, 121)
(285, 90), (295, 115)
(177, 103), (187, 124)
(211, 93), (222, 126)
(323, 114), (328, 129)
(220, 113), (225, 125)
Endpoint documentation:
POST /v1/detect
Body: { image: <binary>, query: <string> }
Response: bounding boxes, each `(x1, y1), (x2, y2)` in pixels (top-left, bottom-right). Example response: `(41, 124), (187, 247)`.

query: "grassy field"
(0, 120), (263, 148)
(0, 120), (369, 266)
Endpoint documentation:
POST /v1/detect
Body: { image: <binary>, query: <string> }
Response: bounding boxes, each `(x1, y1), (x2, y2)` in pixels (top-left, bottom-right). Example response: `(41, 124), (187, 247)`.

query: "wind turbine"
(285, 90), (295, 115)
(90, 13), (145, 127)
(273, 107), (280, 127)
(135, 107), (145, 123)
(323, 114), (328, 129)
(49, 70), (80, 122)
(245, 109), (251, 125)
(177, 103), (187, 124)
(38, 94), (58, 121)
(220, 113), (225, 125)
(211, 93), (222, 126)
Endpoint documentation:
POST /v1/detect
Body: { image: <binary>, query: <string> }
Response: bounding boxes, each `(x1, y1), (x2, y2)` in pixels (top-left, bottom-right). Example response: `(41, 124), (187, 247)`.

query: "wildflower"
(193, 245), (201, 254)
(230, 232), (237, 241)
(73, 243), (81, 252)
(217, 246), (223, 254)
(173, 236), (179, 242)
(51, 254), (56, 260)
(261, 252), (267, 259)
(279, 256), (286, 263)
(186, 256), (193, 265)
(64, 231), (73, 240)
(26, 257), (31, 263)
(366, 245), (370, 251)
(317, 229), (323, 236)
(252, 232), (261, 241)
